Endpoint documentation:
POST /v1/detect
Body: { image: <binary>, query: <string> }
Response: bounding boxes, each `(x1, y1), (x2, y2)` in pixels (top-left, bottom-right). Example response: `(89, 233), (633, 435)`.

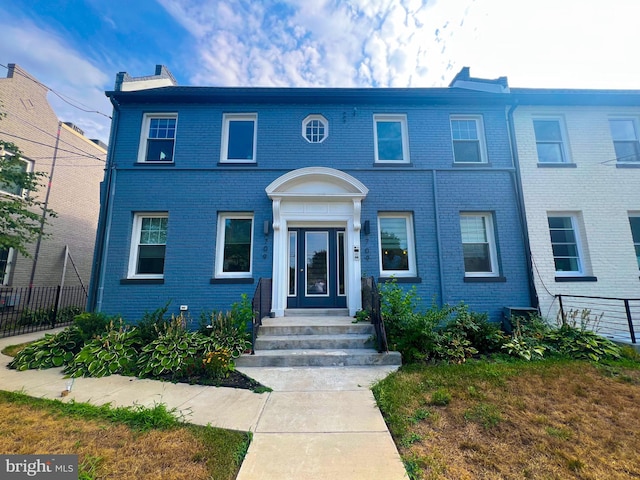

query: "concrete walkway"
(0, 330), (408, 480)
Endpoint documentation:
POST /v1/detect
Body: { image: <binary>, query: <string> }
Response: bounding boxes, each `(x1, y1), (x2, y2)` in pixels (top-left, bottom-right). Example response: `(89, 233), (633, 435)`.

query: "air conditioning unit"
(502, 306), (538, 334)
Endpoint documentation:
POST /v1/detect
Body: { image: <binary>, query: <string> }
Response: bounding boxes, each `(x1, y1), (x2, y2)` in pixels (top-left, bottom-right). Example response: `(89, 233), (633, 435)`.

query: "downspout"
(506, 101), (538, 309)
(87, 96), (120, 311)
(432, 170), (445, 305)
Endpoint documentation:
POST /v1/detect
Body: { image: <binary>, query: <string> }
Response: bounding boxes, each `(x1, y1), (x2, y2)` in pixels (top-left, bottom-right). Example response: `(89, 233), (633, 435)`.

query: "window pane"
(306, 232), (328, 295)
(0, 159), (28, 196)
(338, 232), (345, 295)
(288, 232), (297, 295)
(630, 217), (640, 243)
(614, 141), (640, 162)
(463, 244), (491, 272)
(305, 119), (326, 143)
(380, 217), (409, 271)
(0, 248), (10, 284)
(610, 120), (636, 141)
(453, 141), (481, 163)
(227, 121), (255, 160)
(536, 143), (564, 163)
(223, 218), (252, 272)
(137, 245), (165, 274)
(451, 120), (478, 140)
(146, 139), (174, 161)
(461, 215), (494, 274)
(461, 216), (487, 243)
(149, 118), (176, 139)
(376, 121), (404, 161)
(534, 120), (562, 141)
(548, 216), (580, 273)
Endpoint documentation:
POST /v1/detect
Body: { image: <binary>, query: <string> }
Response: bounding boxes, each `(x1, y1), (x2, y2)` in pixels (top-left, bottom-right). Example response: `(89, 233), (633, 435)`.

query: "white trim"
(373, 114), (410, 163)
(215, 213), (255, 278)
(532, 116), (571, 164)
(460, 212), (499, 277)
(221, 113), (257, 163)
(302, 114), (328, 143)
(266, 168), (368, 317)
(450, 115), (488, 164)
(137, 113), (177, 163)
(0, 247), (14, 285)
(127, 212), (168, 279)
(377, 212), (417, 277)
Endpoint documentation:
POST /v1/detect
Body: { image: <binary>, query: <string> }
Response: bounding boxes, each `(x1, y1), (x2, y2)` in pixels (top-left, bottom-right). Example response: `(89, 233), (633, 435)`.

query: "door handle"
(300, 269), (304, 272)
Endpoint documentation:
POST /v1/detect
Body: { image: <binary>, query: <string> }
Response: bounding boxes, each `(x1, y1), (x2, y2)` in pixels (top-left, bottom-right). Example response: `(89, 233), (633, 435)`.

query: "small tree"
(0, 139), (56, 257)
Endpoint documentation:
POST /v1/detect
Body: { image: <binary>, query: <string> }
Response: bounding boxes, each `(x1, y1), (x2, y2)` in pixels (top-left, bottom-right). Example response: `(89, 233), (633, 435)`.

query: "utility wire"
(0, 130), (106, 162)
(0, 63), (112, 120)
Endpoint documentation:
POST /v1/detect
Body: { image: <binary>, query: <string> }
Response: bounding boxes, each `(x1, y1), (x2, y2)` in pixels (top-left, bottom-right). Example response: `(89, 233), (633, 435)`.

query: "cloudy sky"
(2, 0), (639, 143)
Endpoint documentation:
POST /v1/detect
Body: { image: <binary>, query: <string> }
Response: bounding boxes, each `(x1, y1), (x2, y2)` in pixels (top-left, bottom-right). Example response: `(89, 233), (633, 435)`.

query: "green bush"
(135, 301), (171, 344)
(64, 321), (142, 378)
(18, 306), (55, 326)
(73, 312), (116, 342)
(8, 327), (84, 370)
(199, 311), (251, 358)
(545, 325), (621, 362)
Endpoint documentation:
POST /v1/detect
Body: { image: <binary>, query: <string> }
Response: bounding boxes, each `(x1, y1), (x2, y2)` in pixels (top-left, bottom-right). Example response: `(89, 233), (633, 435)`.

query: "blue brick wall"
(95, 96), (531, 322)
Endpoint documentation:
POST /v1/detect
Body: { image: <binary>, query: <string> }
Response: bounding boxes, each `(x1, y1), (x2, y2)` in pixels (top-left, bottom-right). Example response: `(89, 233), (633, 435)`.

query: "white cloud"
(0, 11), (113, 142)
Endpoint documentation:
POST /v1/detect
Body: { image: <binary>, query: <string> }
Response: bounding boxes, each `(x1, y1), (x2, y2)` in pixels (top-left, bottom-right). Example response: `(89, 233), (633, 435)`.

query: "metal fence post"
(624, 299), (636, 344)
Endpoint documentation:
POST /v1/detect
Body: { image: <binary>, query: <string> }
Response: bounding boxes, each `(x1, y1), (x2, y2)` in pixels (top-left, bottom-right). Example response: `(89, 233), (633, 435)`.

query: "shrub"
(545, 325), (621, 362)
(199, 311), (251, 358)
(18, 306), (55, 326)
(73, 312), (116, 342)
(136, 301), (171, 344)
(64, 321), (142, 378)
(8, 327), (84, 370)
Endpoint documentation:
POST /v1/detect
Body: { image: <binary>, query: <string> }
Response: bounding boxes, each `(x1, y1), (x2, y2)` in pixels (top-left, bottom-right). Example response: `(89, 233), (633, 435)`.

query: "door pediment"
(266, 167), (368, 200)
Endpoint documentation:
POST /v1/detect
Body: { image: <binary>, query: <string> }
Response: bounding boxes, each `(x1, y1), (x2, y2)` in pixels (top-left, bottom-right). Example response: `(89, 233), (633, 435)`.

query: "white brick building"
(0, 64), (106, 288)
(511, 89), (640, 339)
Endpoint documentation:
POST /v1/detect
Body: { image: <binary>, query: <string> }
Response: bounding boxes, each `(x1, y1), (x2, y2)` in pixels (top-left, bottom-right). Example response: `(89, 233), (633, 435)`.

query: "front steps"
(235, 312), (402, 368)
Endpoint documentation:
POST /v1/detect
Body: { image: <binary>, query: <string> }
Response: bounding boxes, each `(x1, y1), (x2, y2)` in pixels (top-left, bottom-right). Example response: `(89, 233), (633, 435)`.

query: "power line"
(0, 130), (106, 162)
(0, 63), (112, 120)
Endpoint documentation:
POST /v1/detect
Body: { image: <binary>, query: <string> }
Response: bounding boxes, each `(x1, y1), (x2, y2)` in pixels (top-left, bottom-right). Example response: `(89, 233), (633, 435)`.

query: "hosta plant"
(8, 326), (84, 370)
(64, 322), (142, 378)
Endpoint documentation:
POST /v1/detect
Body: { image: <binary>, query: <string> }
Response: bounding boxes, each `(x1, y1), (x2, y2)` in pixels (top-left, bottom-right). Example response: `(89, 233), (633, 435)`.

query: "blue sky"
(2, 0), (639, 143)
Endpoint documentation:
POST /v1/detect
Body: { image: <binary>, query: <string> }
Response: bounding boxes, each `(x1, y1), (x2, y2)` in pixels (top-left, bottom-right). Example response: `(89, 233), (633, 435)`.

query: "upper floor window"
(460, 213), (498, 276)
(378, 213), (416, 276)
(609, 119), (640, 162)
(128, 213), (168, 279)
(215, 213), (254, 278)
(303, 115), (328, 143)
(374, 114), (409, 163)
(629, 215), (640, 269)
(548, 215), (583, 275)
(451, 116), (487, 163)
(221, 114), (257, 163)
(533, 119), (569, 164)
(0, 154), (31, 197)
(138, 114), (177, 163)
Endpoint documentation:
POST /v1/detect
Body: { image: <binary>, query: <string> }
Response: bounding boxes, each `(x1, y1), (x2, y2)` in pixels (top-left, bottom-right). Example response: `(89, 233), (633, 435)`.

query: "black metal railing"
(556, 294), (640, 344)
(362, 276), (388, 353)
(0, 285), (87, 338)
(251, 278), (272, 354)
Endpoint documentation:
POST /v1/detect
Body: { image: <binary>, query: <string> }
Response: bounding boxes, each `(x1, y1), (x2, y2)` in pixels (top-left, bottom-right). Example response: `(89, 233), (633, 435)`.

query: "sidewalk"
(0, 330), (408, 480)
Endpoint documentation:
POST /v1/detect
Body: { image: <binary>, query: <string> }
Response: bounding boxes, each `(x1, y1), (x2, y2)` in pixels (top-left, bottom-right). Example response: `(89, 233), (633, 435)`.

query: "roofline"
(105, 86), (511, 106)
(511, 87), (640, 106)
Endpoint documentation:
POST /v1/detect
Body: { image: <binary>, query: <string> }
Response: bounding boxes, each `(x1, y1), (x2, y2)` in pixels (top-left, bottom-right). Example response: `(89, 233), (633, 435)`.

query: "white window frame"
(215, 213), (254, 278)
(548, 214), (584, 276)
(533, 117), (571, 164)
(373, 114), (410, 164)
(127, 213), (169, 279)
(450, 115), (488, 164)
(137, 113), (177, 163)
(609, 118), (640, 163)
(302, 114), (328, 144)
(629, 213), (640, 270)
(221, 113), (258, 163)
(377, 212), (417, 277)
(0, 248), (14, 285)
(0, 148), (33, 197)
(460, 212), (499, 277)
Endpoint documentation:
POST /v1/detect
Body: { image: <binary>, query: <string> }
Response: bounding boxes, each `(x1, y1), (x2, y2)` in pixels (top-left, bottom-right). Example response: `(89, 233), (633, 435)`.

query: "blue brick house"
(88, 66), (533, 323)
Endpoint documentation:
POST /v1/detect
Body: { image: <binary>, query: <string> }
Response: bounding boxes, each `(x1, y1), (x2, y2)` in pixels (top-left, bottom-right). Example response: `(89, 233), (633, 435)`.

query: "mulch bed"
(154, 369), (268, 391)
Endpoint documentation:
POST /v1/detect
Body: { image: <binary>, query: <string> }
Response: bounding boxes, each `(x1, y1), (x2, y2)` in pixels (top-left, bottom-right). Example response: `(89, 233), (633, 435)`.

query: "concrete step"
(285, 308), (349, 316)
(258, 323), (374, 336)
(255, 333), (375, 350)
(235, 349), (403, 367)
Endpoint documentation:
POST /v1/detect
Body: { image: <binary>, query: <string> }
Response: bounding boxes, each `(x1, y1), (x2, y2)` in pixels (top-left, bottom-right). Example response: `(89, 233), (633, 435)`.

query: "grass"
(373, 356), (640, 479)
(0, 390), (250, 480)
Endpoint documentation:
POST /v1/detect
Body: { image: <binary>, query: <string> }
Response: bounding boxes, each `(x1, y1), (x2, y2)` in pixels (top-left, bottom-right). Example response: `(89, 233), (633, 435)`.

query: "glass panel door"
(306, 232), (329, 296)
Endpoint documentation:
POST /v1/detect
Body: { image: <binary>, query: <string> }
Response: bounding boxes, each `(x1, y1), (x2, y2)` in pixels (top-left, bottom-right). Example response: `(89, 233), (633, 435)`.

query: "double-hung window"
(609, 119), (640, 162)
(128, 213), (168, 278)
(533, 119), (569, 164)
(378, 213), (416, 276)
(221, 114), (257, 163)
(629, 215), (640, 269)
(0, 158), (30, 196)
(215, 214), (254, 278)
(374, 115), (409, 163)
(548, 215), (583, 275)
(460, 213), (498, 276)
(138, 114), (177, 163)
(451, 116), (487, 163)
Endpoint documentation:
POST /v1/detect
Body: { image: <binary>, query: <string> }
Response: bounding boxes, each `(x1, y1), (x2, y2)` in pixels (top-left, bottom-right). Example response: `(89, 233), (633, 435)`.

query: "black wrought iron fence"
(0, 285), (87, 338)
(251, 278), (272, 354)
(556, 294), (639, 344)
(362, 276), (388, 353)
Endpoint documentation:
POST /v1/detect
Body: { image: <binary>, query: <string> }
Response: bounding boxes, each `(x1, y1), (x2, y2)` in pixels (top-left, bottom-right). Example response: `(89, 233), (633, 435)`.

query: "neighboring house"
(0, 64), (107, 289)
(510, 88), (640, 334)
(88, 66), (532, 322)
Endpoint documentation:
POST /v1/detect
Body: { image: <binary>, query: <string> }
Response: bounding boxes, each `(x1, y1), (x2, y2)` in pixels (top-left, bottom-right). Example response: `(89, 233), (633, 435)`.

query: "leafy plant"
(18, 306), (56, 326)
(73, 312), (117, 342)
(8, 326), (84, 370)
(135, 301), (171, 344)
(199, 307), (251, 359)
(64, 321), (142, 378)
(434, 330), (478, 364)
(353, 309), (371, 323)
(546, 325), (621, 362)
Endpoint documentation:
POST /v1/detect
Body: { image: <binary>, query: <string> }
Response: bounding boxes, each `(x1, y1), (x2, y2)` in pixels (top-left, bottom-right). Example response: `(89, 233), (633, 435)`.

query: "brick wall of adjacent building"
(0, 64), (106, 288)
(513, 105), (640, 322)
